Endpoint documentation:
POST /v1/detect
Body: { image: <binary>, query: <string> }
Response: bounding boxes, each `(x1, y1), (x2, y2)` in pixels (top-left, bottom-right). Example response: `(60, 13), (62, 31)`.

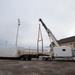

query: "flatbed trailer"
(0, 47), (49, 61)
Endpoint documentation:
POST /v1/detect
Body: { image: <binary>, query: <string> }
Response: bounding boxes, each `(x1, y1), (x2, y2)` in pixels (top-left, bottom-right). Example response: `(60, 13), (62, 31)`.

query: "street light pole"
(16, 19), (20, 46)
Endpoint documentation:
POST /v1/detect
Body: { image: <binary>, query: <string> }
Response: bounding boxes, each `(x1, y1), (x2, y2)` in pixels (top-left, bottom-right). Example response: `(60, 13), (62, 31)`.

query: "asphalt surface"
(0, 59), (75, 75)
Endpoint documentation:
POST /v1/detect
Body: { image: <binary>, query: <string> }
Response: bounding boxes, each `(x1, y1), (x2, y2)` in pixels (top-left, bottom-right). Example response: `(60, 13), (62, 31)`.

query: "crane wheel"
(42, 57), (46, 61)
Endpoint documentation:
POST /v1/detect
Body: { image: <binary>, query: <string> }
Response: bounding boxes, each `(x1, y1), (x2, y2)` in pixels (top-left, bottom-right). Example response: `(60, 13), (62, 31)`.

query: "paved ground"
(0, 59), (75, 75)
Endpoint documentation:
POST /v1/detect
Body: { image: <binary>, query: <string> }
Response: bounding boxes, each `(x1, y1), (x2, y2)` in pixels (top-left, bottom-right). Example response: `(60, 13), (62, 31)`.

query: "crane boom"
(39, 18), (60, 47)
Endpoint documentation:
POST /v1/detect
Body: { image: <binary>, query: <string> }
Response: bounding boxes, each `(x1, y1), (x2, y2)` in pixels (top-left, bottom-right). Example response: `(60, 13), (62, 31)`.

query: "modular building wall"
(53, 46), (73, 57)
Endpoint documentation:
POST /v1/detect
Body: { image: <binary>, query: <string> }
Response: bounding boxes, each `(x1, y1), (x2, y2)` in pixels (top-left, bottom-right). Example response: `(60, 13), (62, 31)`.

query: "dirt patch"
(0, 59), (75, 75)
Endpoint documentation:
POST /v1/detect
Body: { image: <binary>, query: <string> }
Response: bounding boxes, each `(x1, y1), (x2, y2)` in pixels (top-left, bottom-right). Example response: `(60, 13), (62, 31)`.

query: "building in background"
(51, 36), (75, 48)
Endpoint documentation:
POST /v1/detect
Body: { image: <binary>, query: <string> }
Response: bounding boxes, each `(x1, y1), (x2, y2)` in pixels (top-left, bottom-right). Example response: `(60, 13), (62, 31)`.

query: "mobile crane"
(39, 18), (75, 61)
(39, 18), (59, 60)
(39, 18), (60, 47)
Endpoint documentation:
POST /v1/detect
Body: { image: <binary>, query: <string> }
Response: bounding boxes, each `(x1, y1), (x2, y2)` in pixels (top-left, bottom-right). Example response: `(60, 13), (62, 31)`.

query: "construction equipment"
(39, 18), (60, 47)
(39, 18), (75, 61)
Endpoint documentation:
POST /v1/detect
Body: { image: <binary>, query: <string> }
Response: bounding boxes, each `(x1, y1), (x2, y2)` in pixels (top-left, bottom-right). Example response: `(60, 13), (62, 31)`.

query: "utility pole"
(16, 19), (20, 46)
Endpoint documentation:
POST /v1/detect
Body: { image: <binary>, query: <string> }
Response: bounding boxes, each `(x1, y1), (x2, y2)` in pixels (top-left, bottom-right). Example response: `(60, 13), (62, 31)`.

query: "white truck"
(39, 18), (75, 60)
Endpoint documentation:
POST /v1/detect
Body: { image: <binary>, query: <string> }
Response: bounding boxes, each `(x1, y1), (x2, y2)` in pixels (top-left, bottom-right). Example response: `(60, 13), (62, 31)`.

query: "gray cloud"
(0, 0), (75, 49)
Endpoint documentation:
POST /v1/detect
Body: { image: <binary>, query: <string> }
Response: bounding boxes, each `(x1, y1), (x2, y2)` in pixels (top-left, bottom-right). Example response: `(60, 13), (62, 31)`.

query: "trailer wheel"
(42, 57), (45, 61)
(25, 58), (28, 61)
(25, 57), (31, 61)
(20, 56), (25, 61)
(48, 57), (52, 61)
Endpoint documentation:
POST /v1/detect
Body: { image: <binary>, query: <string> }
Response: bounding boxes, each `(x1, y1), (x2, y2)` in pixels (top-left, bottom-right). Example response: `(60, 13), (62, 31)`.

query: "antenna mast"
(37, 24), (43, 53)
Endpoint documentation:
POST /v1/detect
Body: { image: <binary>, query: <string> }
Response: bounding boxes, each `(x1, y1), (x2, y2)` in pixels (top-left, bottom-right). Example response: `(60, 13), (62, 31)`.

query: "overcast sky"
(0, 0), (75, 49)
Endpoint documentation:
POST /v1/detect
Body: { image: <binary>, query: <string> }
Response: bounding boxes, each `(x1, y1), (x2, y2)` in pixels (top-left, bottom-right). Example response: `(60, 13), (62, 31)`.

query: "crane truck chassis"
(39, 18), (75, 61)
